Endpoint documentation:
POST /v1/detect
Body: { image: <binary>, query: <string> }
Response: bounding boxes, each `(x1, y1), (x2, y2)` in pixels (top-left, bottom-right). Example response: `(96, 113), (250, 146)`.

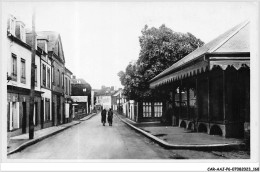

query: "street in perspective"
(3, 1), (255, 162)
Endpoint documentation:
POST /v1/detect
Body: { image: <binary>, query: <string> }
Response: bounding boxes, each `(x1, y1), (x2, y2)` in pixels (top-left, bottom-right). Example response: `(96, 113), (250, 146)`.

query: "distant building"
(94, 86), (117, 110)
(71, 76), (91, 117)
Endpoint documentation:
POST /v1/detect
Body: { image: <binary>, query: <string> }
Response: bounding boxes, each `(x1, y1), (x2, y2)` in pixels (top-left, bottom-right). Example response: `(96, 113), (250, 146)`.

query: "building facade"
(6, 14), (74, 137)
(64, 67), (73, 122)
(37, 31), (66, 126)
(7, 14), (42, 136)
(71, 76), (91, 117)
(37, 35), (53, 128)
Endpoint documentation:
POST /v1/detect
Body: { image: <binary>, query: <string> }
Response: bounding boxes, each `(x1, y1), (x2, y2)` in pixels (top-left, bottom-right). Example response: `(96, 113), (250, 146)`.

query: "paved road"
(8, 113), (248, 159)
(8, 113), (168, 159)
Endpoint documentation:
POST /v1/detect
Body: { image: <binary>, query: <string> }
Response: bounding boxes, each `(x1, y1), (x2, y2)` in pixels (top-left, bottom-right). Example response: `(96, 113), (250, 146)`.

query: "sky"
(2, 1), (255, 89)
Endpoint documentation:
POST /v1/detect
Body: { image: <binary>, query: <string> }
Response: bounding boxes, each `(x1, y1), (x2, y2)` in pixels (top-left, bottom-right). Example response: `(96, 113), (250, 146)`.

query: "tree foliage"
(118, 24), (204, 101)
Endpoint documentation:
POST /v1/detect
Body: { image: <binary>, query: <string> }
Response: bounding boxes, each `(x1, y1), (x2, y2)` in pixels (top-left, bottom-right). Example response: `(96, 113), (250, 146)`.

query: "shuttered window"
(21, 58), (26, 84)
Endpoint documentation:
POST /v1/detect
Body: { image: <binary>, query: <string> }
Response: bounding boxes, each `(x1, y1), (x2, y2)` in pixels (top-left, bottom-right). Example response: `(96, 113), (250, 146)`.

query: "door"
(41, 99), (44, 129)
(22, 102), (26, 133)
(57, 97), (60, 125)
(52, 102), (55, 126)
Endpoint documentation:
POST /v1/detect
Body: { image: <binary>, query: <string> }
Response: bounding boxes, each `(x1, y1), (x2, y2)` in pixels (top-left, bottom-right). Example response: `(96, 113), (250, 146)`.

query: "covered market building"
(149, 21), (250, 138)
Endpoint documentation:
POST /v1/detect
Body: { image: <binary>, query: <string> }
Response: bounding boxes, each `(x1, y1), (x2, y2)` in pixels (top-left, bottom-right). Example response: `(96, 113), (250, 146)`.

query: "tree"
(119, 24), (204, 101)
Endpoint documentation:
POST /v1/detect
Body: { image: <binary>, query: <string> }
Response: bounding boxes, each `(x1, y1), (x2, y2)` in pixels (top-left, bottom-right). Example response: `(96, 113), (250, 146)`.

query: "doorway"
(22, 102), (26, 133)
(41, 99), (44, 129)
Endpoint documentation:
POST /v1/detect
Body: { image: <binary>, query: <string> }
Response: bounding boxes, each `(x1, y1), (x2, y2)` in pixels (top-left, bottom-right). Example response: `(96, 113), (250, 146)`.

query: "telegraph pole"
(29, 8), (36, 139)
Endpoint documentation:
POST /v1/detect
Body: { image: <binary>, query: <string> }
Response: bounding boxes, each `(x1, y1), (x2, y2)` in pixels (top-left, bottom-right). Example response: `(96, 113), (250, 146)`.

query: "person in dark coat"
(107, 108), (113, 126)
(101, 108), (107, 126)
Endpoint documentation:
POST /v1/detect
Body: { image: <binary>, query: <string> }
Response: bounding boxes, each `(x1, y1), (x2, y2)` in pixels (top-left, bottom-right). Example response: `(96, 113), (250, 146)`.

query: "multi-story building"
(6, 14), (42, 136)
(64, 67), (73, 122)
(94, 86), (116, 110)
(71, 76), (91, 117)
(6, 14), (74, 136)
(37, 35), (53, 128)
(37, 31), (66, 126)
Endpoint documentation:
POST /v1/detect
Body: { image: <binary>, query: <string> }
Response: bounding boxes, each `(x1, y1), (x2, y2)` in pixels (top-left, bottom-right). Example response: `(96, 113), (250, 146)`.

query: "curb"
(80, 113), (97, 121)
(7, 122), (80, 156)
(116, 114), (245, 150)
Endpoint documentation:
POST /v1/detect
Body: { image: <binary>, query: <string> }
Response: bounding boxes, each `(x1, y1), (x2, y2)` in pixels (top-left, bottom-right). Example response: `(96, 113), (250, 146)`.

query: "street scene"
(2, 1), (257, 167)
(8, 112), (249, 159)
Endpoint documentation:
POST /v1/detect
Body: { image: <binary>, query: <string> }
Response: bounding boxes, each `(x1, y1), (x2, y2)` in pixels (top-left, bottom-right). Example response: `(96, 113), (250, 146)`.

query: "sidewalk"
(79, 112), (97, 121)
(7, 112), (97, 155)
(115, 112), (245, 150)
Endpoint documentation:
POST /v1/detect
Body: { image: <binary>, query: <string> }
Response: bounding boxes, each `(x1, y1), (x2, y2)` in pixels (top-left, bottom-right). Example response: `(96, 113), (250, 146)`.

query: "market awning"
(209, 57), (250, 70)
(150, 60), (208, 88)
(150, 21), (250, 89)
(150, 57), (250, 88)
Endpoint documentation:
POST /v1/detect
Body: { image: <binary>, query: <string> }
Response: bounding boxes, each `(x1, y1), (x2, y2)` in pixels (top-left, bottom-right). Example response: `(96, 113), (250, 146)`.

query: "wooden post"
(223, 70), (226, 122)
(207, 75), (210, 124)
(29, 8), (36, 139)
(195, 77), (198, 120)
(179, 81), (182, 124)
(187, 86), (190, 119)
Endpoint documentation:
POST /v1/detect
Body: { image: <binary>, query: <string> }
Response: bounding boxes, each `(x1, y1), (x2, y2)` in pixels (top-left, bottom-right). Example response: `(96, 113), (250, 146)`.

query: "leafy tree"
(119, 24), (204, 101)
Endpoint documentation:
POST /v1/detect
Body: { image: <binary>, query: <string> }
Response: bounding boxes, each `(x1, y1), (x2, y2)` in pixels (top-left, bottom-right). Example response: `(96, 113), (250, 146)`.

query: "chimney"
(72, 75), (76, 79)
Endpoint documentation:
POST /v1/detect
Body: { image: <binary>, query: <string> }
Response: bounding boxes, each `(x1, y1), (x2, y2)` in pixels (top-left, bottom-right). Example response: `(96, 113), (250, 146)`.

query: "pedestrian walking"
(101, 108), (107, 126)
(107, 108), (113, 126)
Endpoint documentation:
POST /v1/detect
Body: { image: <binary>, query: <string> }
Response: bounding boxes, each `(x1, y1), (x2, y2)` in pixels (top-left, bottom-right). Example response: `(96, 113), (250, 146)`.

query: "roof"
(36, 31), (59, 51)
(112, 89), (123, 97)
(65, 67), (73, 75)
(24, 32), (43, 56)
(71, 78), (89, 85)
(36, 31), (65, 63)
(150, 21), (250, 83)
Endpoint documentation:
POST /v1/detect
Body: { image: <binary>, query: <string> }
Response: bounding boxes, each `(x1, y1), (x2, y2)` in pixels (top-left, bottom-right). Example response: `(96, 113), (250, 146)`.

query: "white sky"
(3, 1), (255, 89)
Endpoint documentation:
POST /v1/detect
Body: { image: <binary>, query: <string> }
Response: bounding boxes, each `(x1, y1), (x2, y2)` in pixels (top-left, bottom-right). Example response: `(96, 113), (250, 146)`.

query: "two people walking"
(101, 108), (113, 126)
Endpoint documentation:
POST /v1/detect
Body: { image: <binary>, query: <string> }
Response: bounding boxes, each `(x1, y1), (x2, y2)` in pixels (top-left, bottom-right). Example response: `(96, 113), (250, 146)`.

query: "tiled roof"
(150, 21), (250, 82)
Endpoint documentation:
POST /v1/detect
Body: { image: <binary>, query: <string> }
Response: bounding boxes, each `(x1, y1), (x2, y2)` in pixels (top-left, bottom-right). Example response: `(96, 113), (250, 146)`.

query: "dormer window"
(20, 24), (25, 42)
(44, 41), (47, 53)
(15, 21), (26, 42)
(8, 15), (16, 36)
